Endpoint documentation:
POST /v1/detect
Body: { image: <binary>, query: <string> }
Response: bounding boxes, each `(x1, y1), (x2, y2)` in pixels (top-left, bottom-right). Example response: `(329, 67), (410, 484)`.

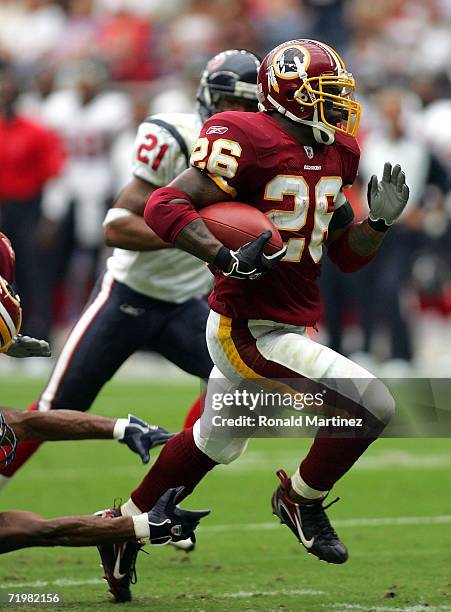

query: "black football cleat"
(97, 489), (209, 602)
(96, 507), (144, 603)
(271, 469), (348, 564)
(120, 414), (174, 464)
(98, 536), (144, 603)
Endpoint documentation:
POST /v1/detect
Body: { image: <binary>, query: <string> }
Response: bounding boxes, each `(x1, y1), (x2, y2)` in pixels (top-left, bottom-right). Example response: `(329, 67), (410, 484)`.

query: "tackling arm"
(0, 511), (136, 553)
(104, 177), (171, 251)
(3, 407), (115, 441)
(2, 408), (173, 464)
(0, 488), (210, 553)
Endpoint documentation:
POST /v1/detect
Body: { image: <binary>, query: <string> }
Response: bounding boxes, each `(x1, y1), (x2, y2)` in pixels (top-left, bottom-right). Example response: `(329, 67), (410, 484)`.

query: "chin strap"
(264, 97), (335, 145)
(298, 108), (336, 145)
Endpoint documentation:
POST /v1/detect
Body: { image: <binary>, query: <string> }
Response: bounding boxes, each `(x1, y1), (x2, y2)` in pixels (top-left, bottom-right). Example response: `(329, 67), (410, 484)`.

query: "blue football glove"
(119, 415), (174, 464)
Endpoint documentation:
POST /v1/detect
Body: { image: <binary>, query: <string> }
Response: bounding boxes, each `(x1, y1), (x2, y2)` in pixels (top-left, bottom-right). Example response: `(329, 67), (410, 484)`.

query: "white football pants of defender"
(193, 310), (395, 465)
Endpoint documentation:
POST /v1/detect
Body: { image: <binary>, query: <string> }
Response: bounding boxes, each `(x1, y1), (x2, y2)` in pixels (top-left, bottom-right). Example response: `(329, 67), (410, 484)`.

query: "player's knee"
(193, 422), (248, 464)
(199, 439), (248, 464)
(215, 440), (248, 464)
(362, 379), (396, 426)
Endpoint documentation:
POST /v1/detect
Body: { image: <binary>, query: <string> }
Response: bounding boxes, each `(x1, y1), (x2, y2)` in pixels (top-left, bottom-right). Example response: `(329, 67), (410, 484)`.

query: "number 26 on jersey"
(191, 137), (342, 264)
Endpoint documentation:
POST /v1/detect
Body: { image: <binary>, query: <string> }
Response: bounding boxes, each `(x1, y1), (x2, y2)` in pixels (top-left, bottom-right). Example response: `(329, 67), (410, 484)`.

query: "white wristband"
(103, 207), (134, 227)
(132, 514), (150, 539)
(113, 418), (129, 440)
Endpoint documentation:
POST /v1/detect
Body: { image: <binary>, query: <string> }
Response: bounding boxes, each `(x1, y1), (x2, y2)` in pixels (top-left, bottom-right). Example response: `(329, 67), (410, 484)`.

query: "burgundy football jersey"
(190, 111), (360, 326)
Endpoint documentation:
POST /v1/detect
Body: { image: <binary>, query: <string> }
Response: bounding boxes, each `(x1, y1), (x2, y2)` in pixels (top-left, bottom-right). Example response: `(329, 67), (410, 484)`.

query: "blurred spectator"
(322, 86), (450, 369)
(38, 58), (130, 323)
(49, 0), (99, 66)
(0, 1), (65, 70)
(247, 0), (311, 52)
(96, 8), (154, 81)
(306, 0), (348, 50)
(165, 2), (223, 72)
(0, 67), (65, 340)
(17, 66), (57, 119)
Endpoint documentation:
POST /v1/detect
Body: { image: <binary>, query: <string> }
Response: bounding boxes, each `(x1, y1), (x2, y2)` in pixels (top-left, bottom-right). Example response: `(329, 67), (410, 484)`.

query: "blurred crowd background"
(0, 0), (450, 375)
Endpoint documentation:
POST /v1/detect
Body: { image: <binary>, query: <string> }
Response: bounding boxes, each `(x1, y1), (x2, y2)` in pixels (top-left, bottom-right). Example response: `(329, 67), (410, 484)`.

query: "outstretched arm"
(0, 489), (209, 553)
(2, 409), (173, 464)
(0, 511), (136, 553)
(3, 407), (115, 441)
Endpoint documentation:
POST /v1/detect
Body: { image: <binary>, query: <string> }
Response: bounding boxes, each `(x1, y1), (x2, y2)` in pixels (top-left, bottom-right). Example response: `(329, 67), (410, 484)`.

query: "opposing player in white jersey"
(2, 50), (261, 504)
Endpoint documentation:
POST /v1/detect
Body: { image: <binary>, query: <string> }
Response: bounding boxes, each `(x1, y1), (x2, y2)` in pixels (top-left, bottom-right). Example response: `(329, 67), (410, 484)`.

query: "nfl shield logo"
(304, 146), (314, 159)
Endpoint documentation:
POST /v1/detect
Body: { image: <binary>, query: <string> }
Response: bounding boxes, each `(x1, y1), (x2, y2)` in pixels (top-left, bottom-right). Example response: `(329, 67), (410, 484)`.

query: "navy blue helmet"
(197, 49), (261, 122)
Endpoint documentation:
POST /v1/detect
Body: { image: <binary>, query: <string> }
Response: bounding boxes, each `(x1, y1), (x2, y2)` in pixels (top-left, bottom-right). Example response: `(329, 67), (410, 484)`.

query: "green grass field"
(0, 377), (450, 611)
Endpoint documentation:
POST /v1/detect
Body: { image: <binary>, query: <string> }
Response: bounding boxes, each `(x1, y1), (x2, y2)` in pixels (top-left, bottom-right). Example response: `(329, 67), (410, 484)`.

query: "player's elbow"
(103, 223), (118, 247)
(104, 221), (131, 249)
(143, 188), (166, 234)
(144, 186), (199, 244)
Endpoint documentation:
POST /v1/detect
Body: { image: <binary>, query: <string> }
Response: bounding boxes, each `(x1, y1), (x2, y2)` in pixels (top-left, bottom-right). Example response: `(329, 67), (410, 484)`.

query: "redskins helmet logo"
(268, 44), (310, 94)
(272, 45), (310, 80)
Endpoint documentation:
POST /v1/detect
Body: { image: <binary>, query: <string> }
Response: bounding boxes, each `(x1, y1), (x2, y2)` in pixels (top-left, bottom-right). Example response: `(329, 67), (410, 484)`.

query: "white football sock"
(121, 497), (142, 517)
(291, 468), (328, 500)
(113, 418), (129, 440)
(132, 514), (150, 539)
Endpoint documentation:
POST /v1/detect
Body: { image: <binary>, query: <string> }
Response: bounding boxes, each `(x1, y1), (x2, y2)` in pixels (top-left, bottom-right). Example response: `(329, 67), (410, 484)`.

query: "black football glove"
(146, 487), (210, 546)
(213, 231), (287, 280)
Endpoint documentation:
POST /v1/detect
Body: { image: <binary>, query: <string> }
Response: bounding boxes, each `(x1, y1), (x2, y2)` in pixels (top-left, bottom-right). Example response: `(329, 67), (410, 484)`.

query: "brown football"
(199, 201), (283, 254)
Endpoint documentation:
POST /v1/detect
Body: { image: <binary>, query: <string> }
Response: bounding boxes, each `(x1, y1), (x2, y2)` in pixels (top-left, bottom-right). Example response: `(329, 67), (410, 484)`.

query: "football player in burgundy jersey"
(95, 39), (409, 594)
(1, 51), (261, 506)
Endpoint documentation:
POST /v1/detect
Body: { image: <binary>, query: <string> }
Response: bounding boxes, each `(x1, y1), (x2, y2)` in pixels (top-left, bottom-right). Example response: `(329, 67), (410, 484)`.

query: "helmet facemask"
(293, 71), (360, 141)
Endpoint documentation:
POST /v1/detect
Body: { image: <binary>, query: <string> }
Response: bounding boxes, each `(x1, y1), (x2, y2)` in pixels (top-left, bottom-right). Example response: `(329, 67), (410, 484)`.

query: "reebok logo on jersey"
(120, 304), (145, 317)
(206, 126), (229, 135)
(304, 165), (322, 170)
